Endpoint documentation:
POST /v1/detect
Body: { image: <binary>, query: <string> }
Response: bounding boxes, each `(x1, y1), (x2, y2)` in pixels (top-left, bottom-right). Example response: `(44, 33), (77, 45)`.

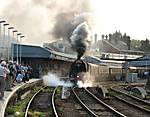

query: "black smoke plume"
(70, 22), (92, 59)
(53, 12), (94, 58)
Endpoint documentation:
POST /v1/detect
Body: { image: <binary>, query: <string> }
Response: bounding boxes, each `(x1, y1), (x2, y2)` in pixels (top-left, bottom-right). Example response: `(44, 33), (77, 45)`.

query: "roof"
(129, 54), (150, 67)
(13, 44), (77, 61)
(83, 56), (103, 65)
(136, 54), (150, 60)
(13, 44), (51, 58)
(102, 39), (144, 54)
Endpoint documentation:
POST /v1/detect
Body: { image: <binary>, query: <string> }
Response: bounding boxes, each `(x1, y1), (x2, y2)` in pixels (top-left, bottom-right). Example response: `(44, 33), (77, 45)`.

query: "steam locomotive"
(69, 58), (88, 86)
(69, 57), (124, 87)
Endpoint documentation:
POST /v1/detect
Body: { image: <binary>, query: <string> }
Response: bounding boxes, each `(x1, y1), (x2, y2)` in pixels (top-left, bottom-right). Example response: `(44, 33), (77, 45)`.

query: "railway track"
(25, 86), (58, 117)
(111, 87), (150, 104)
(72, 87), (126, 117)
(98, 88), (150, 117)
(110, 87), (150, 112)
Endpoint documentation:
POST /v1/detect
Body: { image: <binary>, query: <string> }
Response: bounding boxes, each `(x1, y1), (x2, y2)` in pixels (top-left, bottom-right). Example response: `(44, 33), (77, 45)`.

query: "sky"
(0, 0), (150, 45)
(91, 0), (150, 40)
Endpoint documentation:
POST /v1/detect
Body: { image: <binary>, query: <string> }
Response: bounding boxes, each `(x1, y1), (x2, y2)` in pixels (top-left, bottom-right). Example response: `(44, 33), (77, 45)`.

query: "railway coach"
(69, 58), (124, 86)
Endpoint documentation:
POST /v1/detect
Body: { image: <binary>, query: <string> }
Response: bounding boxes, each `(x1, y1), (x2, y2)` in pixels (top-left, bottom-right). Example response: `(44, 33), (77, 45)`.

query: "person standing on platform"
(6, 61), (14, 91)
(12, 61), (18, 85)
(0, 61), (10, 99)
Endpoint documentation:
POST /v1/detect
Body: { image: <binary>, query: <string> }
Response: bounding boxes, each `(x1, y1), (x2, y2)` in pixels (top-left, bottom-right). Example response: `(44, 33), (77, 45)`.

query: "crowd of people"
(0, 60), (32, 100)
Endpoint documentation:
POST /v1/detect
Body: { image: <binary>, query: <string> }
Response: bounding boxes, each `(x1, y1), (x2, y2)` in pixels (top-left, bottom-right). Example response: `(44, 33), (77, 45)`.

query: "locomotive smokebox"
(77, 47), (85, 59)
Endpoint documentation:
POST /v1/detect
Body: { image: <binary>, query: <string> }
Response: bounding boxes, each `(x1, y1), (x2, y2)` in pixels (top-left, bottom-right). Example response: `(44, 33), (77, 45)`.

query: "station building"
(13, 44), (76, 78)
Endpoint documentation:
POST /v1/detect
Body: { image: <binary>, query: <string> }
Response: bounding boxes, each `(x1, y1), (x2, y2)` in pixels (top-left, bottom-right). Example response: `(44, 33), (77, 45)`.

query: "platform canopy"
(13, 44), (51, 58)
(128, 54), (150, 67)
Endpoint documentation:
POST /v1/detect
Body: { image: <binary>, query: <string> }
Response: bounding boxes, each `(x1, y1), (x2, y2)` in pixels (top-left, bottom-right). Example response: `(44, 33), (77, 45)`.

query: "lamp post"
(0, 20), (6, 58)
(0, 20), (6, 37)
(17, 33), (21, 64)
(19, 35), (25, 63)
(7, 27), (14, 61)
(11, 30), (18, 61)
(3, 23), (9, 59)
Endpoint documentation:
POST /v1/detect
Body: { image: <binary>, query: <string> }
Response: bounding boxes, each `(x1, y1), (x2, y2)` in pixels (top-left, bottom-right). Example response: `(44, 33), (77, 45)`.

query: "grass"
(28, 108), (53, 117)
(5, 86), (43, 116)
(6, 86), (61, 117)
(55, 87), (62, 99)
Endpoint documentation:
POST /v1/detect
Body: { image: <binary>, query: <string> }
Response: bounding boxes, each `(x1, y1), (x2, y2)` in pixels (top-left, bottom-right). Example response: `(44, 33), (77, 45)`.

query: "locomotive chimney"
(77, 47), (85, 60)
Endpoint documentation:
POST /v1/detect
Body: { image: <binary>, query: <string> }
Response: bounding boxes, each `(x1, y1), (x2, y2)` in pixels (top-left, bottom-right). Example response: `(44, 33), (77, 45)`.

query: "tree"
(131, 39), (141, 49)
(140, 39), (150, 53)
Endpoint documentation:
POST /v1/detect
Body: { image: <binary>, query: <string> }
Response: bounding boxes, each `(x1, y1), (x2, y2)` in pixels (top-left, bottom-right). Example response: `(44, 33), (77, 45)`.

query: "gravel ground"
(56, 92), (90, 117)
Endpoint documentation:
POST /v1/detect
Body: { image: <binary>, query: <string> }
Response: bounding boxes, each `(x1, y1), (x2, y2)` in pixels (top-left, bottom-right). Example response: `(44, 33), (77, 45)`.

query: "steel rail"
(84, 88), (127, 117)
(111, 87), (150, 104)
(110, 89), (150, 113)
(25, 86), (47, 117)
(72, 87), (99, 117)
(52, 86), (59, 117)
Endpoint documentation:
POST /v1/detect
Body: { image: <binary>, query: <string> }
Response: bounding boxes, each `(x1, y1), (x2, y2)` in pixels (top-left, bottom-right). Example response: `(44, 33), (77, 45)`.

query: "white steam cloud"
(43, 72), (73, 87)
(77, 81), (93, 88)
(76, 72), (94, 88)
(42, 72), (94, 88)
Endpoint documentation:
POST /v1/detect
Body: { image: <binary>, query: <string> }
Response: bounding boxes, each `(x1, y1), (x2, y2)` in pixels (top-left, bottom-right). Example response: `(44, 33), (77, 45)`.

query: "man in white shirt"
(0, 61), (10, 99)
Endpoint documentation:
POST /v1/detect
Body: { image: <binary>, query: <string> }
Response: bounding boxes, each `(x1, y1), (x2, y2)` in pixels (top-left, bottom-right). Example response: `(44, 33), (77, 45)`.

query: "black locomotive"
(69, 58), (88, 86)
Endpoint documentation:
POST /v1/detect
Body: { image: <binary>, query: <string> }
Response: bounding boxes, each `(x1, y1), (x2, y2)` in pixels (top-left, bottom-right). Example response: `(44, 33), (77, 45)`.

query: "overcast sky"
(91, 0), (150, 40)
(0, 0), (150, 45)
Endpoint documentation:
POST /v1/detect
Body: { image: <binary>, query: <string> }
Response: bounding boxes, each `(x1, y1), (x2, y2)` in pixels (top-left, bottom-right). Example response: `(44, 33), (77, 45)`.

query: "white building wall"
(0, 35), (17, 60)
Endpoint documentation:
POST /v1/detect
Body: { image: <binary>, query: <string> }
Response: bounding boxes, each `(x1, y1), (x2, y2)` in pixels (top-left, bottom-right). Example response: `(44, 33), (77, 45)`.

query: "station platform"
(0, 78), (42, 117)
